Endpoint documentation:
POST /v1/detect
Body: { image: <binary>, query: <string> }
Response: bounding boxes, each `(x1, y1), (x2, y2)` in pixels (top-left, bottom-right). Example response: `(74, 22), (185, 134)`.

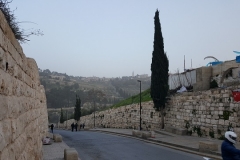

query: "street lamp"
(94, 100), (95, 128)
(137, 80), (142, 130)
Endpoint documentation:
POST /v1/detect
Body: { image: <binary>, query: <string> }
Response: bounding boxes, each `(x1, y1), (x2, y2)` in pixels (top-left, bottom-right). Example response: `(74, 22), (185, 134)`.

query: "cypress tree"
(74, 94), (81, 122)
(60, 108), (64, 123)
(150, 10), (169, 129)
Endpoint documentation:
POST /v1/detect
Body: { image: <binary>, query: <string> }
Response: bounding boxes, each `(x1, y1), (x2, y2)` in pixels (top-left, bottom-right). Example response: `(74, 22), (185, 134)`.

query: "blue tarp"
(236, 56), (240, 63)
(206, 61), (223, 66)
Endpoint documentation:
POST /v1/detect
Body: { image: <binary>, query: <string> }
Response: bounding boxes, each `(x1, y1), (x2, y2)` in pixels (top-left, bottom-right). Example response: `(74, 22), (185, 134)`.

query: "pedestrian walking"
(83, 123), (85, 129)
(75, 123), (78, 131)
(50, 124), (54, 133)
(71, 123), (74, 132)
(80, 124), (82, 130)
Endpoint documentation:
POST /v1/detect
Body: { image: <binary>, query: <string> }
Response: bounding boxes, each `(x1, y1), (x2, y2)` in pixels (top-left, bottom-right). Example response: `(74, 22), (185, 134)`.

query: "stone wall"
(62, 85), (240, 140)
(0, 11), (48, 160)
(165, 86), (240, 139)
(59, 102), (162, 131)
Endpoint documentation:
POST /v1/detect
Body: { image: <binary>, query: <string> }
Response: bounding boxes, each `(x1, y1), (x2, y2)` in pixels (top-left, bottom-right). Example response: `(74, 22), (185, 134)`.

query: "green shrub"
(196, 126), (202, 137)
(210, 79), (218, 88)
(209, 130), (214, 138)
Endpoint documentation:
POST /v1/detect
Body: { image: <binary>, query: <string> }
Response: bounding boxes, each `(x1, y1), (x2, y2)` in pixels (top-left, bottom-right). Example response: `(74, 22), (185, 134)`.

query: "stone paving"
(42, 128), (240, 160)
(42, 140), (70, 160)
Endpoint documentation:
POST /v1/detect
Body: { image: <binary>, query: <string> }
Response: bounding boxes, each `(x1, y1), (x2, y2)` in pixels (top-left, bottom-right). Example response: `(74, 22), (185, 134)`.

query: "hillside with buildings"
(39, 69), (151, 122)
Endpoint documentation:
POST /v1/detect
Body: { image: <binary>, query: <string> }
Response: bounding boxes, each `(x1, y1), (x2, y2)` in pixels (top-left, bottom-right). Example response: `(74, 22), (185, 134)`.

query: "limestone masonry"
(61, 86), (240, 141)
(0, 10), (48, 160)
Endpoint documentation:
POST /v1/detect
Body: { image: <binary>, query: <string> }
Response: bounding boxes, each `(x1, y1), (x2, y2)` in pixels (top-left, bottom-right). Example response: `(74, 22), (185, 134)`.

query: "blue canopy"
(206, 61), (223, 66)
(233, 51), (240, 54)
(236, 56), (240, 63)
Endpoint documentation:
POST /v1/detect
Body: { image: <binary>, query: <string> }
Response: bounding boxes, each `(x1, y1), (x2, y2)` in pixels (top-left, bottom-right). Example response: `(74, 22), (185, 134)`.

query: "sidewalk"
(43, 139), (72, 160)
(42, 135), (81, 160)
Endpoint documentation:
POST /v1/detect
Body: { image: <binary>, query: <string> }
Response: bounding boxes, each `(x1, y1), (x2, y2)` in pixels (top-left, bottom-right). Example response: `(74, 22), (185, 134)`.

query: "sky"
(9, 1), (240, 78)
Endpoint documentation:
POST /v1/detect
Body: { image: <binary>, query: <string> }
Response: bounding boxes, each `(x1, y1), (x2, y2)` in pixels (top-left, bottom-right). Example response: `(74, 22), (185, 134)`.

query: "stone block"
(165, 126), (187, 135)
(53, 134), (62, 142)
(199, 141), (218, 152)
(47, 132), (53, 139)
(132, 130), (142, 137)
(64, 148), (78, 160)
(219, 119), (224, 125)
(141, 132), (151, 139)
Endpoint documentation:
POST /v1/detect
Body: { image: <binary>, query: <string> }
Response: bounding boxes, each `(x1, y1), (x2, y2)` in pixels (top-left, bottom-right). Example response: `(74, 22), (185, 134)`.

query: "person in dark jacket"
(221, 131), (240, 160)
(75, 123), (78, 131)
(71, 123), (74, 132)
(50, 124), (54, 133)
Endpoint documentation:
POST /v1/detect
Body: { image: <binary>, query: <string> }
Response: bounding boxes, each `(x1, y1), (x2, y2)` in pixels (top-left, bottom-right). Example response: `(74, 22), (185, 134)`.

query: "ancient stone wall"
(62, 85), (240, 140)
(0, 11), (48, 160)
(59, 102), (161, 131)
(165, 86), (240, 139)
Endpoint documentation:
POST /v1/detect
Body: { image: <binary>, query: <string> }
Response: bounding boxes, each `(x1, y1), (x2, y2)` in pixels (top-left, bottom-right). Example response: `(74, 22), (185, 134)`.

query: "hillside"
(39, 69), (151, 114)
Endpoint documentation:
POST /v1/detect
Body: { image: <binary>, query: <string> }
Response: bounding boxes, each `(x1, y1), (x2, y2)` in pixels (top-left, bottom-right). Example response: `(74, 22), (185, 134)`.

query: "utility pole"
(94, 100), (95, 128)
(137, 80), (142, 130)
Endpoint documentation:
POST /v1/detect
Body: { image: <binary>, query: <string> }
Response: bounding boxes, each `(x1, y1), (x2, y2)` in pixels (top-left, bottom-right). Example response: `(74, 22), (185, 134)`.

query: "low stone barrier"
(47, 132), (53, 139)
(132, 130), (142, 138)
(199, 141), (218, 153)
(150, 131), (155, 138)
(165, 126), (187, 135)
(142, 132), (151, 139)
(53, 134), (62, 142)
(64, 148), (78, 160)
(132, 130), (154, 139)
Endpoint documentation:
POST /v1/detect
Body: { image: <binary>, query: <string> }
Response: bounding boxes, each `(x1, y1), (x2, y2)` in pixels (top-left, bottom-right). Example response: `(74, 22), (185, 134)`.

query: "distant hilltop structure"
(122, 74), (149, 80)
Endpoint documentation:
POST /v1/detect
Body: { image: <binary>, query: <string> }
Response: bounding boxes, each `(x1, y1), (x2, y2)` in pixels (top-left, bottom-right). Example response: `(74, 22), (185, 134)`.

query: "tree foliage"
(150, 10), (169, 129)
(74, 95), (81, 121)
(0, 0), (43, 43)
(60, 108), (64, 123)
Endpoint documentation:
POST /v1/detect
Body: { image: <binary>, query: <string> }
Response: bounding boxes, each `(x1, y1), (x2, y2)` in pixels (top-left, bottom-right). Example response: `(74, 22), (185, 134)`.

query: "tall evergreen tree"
(74, 94), (81, 122)
(60, 108), (64, 123)
(150, 10), (169, 129)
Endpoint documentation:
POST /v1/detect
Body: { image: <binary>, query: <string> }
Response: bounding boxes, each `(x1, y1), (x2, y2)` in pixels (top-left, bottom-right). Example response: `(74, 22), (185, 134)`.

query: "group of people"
(71, 122), (85, 132)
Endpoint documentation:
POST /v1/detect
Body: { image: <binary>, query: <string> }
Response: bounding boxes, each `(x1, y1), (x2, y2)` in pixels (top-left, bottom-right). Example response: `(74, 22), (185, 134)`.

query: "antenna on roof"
(183, 55), (185, 72)
(191, 59), (192, 69)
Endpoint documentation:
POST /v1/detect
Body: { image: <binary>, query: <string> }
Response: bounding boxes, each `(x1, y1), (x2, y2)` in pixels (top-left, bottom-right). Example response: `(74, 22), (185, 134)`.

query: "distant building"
(139, 74), (148, 78)
(122, 76), (131, 80)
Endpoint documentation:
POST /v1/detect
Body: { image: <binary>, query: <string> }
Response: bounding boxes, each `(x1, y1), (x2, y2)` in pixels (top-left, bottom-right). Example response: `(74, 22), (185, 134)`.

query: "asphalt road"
(55, 130), (204, 160)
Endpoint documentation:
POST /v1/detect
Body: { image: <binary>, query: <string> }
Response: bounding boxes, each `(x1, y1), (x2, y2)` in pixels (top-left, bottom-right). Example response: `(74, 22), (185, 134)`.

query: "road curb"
(91, 130), (222, 160)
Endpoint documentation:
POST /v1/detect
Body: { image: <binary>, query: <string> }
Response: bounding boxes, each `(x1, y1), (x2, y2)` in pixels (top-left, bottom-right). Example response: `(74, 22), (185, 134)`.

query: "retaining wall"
(62, 86), (240, 140)
(0, 11), (48, 160)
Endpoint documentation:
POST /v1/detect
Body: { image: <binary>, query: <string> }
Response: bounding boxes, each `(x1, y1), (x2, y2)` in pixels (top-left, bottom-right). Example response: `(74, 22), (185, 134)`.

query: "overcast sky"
(9, 1), (240, 78)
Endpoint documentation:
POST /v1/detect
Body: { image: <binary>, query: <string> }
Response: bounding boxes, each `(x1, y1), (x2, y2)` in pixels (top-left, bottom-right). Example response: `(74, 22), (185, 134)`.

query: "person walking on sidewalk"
(50, 124), (54, 133)
(221, 131), (240, 160)
(71, 123), (74, 132)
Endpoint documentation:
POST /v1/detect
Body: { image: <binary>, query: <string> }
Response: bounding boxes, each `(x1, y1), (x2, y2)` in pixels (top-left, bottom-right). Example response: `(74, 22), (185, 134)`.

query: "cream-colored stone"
(219, 119), (225, 125)
(0, 9), (48, 160)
